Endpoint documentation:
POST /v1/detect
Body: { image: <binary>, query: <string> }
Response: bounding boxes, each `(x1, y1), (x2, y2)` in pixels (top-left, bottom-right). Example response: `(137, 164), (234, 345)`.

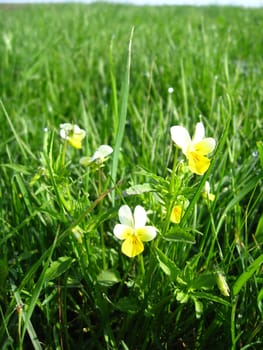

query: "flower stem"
(138, 254), (145, 276)
(60, 140), (68, 169)
(163, 147), (178, 234)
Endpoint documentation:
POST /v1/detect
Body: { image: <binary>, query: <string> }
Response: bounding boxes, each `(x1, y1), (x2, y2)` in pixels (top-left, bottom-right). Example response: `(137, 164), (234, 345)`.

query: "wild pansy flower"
(170, 205), (182, 224)
(202, 181), (215, 202)
(170, 122), (216, 175)
(113, 205), (157, 258)
(170, 196), (189, 224)
(80, 145), (113, 166)
(60, 123), (86, 149)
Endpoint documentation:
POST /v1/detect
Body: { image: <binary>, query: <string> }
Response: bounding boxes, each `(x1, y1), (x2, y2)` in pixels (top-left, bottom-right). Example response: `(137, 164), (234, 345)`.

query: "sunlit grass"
(0, 3), (262, 349)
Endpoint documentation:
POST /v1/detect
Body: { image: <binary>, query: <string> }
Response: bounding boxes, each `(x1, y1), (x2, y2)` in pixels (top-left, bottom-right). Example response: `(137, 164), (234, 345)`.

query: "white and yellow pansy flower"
(80, 145), (113, 166)
(113, 205), (157, 258)
(170, 122), (216, 175)
(60, 123), (86, 149)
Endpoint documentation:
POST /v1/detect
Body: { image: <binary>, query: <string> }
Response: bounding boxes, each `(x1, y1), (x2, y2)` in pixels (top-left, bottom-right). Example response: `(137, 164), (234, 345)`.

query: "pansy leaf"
(155, 248), (181, 281)
(163, 227), (196, 244)
(45, 257), (74, 282)
(97, 269), (121, 287)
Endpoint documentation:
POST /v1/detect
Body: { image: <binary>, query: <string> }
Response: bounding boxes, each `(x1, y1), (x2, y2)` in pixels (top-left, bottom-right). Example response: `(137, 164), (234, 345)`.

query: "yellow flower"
(170, 122), (216, 175)
(170, 205), (182, 224)
(113, 205), (157, 258)
(170, 196), (189, 224)
(60, 123), (86, 149)
(202, 181), (215, 202)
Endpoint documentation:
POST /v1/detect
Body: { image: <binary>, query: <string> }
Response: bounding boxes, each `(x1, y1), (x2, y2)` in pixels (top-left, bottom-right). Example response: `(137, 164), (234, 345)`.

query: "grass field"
(0, 3), (262, 349)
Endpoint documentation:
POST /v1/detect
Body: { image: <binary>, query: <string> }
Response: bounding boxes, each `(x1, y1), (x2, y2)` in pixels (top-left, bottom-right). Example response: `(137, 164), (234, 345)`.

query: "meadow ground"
(0, 3), (262, 349)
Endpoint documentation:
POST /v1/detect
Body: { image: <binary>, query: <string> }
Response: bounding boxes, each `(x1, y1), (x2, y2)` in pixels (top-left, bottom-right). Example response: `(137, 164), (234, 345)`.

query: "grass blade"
(110, 27), (134, 205)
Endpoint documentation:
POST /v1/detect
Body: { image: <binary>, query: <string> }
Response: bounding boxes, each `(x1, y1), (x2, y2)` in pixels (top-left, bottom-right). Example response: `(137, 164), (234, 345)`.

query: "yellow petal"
(121, 235), (144, 258)
(68, 135), (83, 149)
(170, 205), (182, 224)
(193, 138), (216, 155)
(208, 193), (215, 202)
(188, 152), (210, 175)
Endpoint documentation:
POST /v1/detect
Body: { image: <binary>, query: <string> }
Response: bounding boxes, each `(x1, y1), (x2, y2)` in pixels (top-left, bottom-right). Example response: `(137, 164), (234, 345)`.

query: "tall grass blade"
(110, 27), (134, 205)
(233, 254), (263, 296)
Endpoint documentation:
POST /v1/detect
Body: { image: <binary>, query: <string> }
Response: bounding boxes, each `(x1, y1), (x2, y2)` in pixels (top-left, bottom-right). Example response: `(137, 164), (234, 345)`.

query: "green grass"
(0, 3), (262, 349)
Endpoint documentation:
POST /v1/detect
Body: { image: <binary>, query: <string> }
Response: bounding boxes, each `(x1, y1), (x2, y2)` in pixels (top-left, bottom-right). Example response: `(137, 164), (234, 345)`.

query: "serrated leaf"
(163, 227), (196, 244)
(97, 269), (121, 287)
(155, 247), (181, 280)
(45, 257), (74, 282)
(123, 183), (153, 196)
(233, 254), (263, 296)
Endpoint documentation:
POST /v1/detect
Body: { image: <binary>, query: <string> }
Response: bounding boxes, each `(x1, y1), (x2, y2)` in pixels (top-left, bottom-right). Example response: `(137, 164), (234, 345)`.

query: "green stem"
(138, 253), (145, 276)
(60, 140), (68, 169)
(163, 147), (178, 234)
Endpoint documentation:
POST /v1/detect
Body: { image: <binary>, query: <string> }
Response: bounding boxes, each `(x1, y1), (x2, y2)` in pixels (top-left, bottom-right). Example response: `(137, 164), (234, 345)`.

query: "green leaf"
(0, 163), (32, 175)
(194, 291), (230, 306)
(97, 269), (121, 287)
(233, 254), (263, 296)
(255, 215), (263, 243)
(155, 248), (181, 281)
(193, 297), (203, 319)
(163, 227), (196, 244)
(110, 28), (134, 205)
(257, 288), (263, 314)
(11, 283), (42, 350)
(115, 297), (140, 314)
(123, 183), (153, 196)
(44, 257), (74, 282)
(256, 141), (263, 170)
(190, 272), (216, 290)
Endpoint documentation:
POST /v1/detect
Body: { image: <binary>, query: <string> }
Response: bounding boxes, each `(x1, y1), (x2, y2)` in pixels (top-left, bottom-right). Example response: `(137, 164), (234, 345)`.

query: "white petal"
(60, 123), (73, 131)
(118, 205), (134, 227)
(136, 226), (157, 242)
(170, 126), (191, 155)
(60, 129), (68, 140)
(134, 205), (147, 228)
(205, 181), (211, 194)
(90, 145), (113, 162)
(113, 224), (132, 240)
(97, 145), (113, 157)
(192, 122), (205, 143)
(73, 124), (81, 133)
